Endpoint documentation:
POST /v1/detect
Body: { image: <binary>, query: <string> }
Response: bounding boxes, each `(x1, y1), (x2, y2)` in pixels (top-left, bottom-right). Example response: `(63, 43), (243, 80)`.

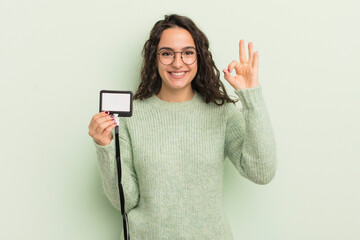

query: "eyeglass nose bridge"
(170, 51), (190, 65)
(172, 51), (184, 61)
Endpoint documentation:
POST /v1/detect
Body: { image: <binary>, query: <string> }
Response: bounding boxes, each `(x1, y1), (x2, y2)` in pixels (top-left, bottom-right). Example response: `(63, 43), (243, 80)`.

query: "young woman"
(88, 14), (277, 240)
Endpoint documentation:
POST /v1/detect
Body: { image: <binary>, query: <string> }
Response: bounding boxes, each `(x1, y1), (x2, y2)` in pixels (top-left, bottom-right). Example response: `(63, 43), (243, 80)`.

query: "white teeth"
(171, 72), (185, 76)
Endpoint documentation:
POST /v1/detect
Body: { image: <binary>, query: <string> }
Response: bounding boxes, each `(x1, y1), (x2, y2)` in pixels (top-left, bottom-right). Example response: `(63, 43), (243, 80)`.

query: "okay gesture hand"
(223, 39), (260, 90)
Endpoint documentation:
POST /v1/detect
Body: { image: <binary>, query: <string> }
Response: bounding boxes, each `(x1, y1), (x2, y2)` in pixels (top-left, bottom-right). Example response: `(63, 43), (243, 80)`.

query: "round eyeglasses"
(157, 47), (198, 65)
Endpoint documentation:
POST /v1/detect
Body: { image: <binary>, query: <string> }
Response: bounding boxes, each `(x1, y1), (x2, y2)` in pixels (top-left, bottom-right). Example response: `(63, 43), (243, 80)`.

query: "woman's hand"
(223, 39), (260, 90)
(88, 111), (117, 146)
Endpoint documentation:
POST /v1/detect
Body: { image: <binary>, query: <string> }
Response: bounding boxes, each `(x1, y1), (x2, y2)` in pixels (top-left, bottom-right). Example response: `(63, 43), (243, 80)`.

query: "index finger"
(89, 111), (109, 128)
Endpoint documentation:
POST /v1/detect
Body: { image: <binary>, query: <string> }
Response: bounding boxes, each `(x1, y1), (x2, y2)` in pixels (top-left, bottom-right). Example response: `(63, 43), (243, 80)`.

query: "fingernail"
(228, 69), (231, 73)
(105, 111), (109, 114)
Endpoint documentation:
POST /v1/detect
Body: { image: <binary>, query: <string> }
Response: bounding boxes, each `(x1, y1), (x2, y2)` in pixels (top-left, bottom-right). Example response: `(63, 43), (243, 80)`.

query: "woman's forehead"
(157, 28), (196, 50)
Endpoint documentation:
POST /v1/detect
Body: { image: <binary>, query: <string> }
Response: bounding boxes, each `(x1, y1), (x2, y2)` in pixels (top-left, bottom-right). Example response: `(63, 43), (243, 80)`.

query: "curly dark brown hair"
(133, 14), (238, 106)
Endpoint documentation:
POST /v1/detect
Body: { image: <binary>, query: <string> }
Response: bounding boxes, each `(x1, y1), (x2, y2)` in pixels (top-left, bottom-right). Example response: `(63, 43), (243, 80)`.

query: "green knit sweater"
(94, 84), (277, 240)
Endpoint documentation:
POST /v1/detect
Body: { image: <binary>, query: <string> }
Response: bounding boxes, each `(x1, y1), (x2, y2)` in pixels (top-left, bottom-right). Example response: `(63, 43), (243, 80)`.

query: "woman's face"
(156, 27), (198, 94)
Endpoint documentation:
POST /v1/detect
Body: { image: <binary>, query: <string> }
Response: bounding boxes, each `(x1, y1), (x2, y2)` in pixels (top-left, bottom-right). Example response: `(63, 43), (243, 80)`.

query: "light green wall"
(1, 0), (359, 239)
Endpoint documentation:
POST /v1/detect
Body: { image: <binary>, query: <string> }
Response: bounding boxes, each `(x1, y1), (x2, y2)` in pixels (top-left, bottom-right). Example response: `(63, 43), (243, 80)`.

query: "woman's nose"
(172, 52), (183, 68)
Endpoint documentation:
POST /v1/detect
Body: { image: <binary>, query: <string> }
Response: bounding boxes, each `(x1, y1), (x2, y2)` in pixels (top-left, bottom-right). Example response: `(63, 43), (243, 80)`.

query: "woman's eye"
(161, 51), (172, 56)
(185, 50), (195, 55)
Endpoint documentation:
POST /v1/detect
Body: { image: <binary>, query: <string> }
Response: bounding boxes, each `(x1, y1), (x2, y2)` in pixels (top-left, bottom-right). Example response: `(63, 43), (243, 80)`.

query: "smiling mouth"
(172, 72), (185, 76)
(168, 71), (187, 77)
(168, 71), (187, 76)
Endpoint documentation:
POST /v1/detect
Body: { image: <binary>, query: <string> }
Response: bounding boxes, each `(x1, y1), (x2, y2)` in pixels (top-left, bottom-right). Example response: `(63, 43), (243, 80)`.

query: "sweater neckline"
(147, 90), (203, 111)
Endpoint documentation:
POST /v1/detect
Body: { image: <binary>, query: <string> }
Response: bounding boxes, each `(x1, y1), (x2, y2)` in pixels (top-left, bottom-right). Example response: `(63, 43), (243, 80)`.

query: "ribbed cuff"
(93, 138), (115, 155)
(234, 84), (266, 109)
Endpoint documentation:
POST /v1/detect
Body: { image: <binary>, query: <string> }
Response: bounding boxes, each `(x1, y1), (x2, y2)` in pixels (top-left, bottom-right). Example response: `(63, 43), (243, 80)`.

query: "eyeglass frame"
(156, 47), (199, 65)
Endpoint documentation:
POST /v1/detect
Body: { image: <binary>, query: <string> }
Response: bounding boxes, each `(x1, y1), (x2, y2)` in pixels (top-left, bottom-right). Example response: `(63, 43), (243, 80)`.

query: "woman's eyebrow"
(158, 46), (196, 51)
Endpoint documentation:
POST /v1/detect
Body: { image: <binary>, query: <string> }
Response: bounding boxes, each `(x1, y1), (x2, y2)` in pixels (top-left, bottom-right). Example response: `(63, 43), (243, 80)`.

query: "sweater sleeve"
(224, 84), (277, 184)
(94, 117), (139, 213)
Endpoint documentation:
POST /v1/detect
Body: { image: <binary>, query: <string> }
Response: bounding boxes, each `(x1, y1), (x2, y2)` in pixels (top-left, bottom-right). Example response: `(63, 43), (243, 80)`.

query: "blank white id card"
(99, 90), (133, 117)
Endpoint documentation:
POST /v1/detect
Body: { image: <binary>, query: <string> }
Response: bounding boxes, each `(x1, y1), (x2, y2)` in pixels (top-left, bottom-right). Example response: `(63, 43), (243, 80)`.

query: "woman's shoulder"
(204, 95), (239, 113)
(132, 95), (153, 111)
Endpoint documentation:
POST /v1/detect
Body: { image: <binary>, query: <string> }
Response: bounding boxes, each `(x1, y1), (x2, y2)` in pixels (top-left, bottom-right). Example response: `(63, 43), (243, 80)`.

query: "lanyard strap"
(115, 125), (130, 240)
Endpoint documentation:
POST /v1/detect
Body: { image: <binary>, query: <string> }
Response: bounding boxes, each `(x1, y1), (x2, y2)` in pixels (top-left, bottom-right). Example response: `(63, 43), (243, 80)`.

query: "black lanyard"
(115, 125), (130, 240)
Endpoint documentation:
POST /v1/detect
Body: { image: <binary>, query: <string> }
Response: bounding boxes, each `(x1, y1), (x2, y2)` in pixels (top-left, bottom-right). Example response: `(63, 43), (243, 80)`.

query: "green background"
(1, 0), (359, 239)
